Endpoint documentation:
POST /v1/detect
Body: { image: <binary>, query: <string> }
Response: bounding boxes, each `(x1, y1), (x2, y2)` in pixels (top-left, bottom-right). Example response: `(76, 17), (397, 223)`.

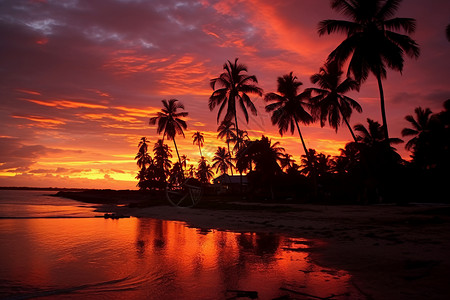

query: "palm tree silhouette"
(209, 58), (263, 150)
(235, 136), (285, 200)
(301, 149), (331, 178)
(192, 131), (204, 158)
(308, 61), (361, 141)
(212, 146), (234, 175)
(135, 137), (152, 170)
(217, 120), (237, 155)
(149, 99), (188, 165)
(447, 24), (450, 41)
(265, 72), (313, 157)
(153, 139), (173, 186)
(401, 107), (433, 151)
(318, 0), (420, 144)
(196, 157), (214, 184)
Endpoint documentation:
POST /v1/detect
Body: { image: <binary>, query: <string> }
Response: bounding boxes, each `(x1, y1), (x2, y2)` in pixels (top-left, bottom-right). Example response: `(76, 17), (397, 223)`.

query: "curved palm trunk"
(337, 105), (358, 142)
(342, 116), (358, 142)
(332, 100), (358, 142)
(198, 144), (202, 158)
(294, 120), (309, 157)
(295, 120), (318, 198)
(234, 113), (244, 195)
(234, 113), (241, 151)
(172, 137), (182, 166)
(227, 141), (234, 175)
(376, 74), (390, 146)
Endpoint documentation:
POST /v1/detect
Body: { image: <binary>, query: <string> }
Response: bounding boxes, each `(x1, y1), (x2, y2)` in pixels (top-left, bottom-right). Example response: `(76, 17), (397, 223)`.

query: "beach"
(99, 199), (450, 300)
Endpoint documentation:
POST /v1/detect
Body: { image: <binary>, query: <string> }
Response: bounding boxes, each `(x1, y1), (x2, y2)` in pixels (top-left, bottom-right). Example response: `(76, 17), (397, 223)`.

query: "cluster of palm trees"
(133, 0), (448, 202)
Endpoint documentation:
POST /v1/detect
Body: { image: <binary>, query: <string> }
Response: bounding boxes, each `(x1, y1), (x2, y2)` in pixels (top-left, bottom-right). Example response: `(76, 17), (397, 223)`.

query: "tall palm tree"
(265, 72), (313, 157)
(308, 60), (361, 141)
(192, 131), (204, 157)
(318, 0), (420, 144)
(149, 99), (188, 165)
(401, 107), (433, 151)
(209, 58), (263, 150)
(212, 147), (234, 175)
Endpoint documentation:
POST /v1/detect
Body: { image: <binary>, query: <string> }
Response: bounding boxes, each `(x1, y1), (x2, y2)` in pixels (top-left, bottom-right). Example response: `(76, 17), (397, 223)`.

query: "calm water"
(0, 190), (361, 299)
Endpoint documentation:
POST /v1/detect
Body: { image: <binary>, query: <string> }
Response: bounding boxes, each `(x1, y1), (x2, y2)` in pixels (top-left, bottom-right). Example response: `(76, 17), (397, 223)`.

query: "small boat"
(103, 213), (130, 219)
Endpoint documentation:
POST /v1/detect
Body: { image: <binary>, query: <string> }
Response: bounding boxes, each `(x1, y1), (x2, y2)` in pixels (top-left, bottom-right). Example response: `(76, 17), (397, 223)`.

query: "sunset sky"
(1, 0), (449, 189)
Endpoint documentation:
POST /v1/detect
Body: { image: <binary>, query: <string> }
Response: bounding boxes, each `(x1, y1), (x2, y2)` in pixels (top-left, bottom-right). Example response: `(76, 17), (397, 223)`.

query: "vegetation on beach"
(133, 0), (449, 205)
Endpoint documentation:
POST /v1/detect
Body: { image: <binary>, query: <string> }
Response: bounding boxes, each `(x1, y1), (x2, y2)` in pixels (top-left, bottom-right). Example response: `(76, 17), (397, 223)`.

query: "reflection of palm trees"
(209, 58), (263, 150)
(212, 147), (234, 175)
(265, 72), (313, 158)
(319, 0), (420, 144)
(192, 131), (204, 158)
(308, 61), (361, 142)
(401, 107), (433, 151)
(149, 99), (188, 165)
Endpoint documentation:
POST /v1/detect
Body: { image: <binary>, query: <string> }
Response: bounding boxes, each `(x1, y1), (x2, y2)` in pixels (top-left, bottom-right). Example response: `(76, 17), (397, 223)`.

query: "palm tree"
(235, 136), (285, 175)
(135, 137), (152, 170)
(230, 129), (250, 153)
(265, 72), (313, 157)
(309, 60), (361, 141)
(279, 153), (295, 171)
(192, 131), (204, 157)
(212, 146), (234, 175)
(152, 139), (172, 186)
(401, 107), (433, 151)
(318, 0), (420, 144)
(217, 120), (236, 155)
(446, 24), (450, 41)
(196, 157), (214, 184)
(209, 58), (263, 150)
(300, 149), (331, 178)
(149, 99), (188, 165)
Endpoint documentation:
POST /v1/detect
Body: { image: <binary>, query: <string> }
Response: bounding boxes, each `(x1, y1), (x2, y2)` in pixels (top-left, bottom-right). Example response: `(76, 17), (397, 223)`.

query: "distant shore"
(55, 189), (450, 300)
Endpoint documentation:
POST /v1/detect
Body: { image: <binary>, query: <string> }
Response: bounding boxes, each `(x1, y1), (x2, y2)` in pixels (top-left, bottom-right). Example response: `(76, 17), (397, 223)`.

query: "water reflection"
(0, 217), (359, 299)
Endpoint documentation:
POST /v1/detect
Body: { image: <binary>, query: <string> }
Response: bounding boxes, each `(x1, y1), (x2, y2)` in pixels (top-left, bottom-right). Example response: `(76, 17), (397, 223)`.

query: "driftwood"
(226, 289), (258, 299)
(279, 287), (349, 299)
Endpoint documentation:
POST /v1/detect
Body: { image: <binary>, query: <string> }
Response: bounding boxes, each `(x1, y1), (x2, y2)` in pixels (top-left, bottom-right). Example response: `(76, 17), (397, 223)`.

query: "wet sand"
(101, 202), (450, 300)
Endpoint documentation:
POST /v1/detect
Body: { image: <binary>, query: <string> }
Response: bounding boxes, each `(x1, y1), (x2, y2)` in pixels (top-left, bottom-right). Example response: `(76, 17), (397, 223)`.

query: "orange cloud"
(114, 106), (160, 117)
(103, 50), (170, 75)
(16, 89), (41, 95)
(23, 98), (108, 109)
(12, 114), (66, 128)
(80, 113), (139, 123)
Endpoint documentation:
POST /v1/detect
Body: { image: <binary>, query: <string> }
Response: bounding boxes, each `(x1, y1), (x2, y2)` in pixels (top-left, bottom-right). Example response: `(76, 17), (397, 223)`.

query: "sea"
(0, 189), (360, 299)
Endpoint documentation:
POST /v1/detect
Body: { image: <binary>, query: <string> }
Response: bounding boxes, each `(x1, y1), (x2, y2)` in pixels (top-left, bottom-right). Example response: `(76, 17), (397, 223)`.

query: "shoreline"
(62, 190), (450, 300)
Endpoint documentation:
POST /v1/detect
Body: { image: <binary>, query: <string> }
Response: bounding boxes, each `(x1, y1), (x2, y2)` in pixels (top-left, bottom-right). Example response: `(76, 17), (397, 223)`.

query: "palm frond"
(318, 19), (358, 36)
